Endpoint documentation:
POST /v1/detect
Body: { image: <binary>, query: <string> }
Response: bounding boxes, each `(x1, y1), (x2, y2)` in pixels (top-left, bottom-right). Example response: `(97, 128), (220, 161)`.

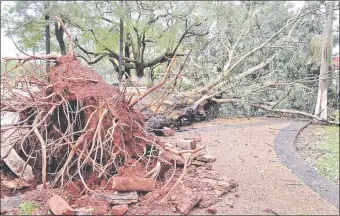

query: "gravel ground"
(164, 117), (339, 215)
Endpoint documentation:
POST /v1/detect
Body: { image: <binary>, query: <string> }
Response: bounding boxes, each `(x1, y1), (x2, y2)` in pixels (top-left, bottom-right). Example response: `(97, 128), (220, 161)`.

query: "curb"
(274, 121), (339, 209)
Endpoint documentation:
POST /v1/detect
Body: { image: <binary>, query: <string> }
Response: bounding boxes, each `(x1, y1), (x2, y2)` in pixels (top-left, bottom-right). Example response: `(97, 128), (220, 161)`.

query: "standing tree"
(119, 4), (124, 85)
(72, 1), (209, 77)
(314, 1), (334, 119)
(44, 1), (51, 73)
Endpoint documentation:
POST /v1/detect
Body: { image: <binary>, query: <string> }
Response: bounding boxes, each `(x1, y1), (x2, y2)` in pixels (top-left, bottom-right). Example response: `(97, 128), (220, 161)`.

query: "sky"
(0, 1), (336, 59)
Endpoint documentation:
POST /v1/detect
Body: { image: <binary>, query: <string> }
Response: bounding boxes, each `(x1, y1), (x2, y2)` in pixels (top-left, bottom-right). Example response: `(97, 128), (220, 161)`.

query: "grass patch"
(315, 126), (339, 183)
(18, 201), (38, 215)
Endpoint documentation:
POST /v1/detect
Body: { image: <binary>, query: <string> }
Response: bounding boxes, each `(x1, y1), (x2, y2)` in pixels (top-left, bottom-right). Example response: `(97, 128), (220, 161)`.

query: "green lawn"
(315, 126), (339, 183)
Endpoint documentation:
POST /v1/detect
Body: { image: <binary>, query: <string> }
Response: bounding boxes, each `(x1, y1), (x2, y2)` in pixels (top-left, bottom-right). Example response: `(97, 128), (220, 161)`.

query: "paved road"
(165, 118), (339, 215)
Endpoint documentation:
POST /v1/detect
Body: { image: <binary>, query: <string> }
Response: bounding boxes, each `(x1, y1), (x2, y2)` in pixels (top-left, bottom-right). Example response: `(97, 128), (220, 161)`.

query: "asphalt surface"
(274, 121), (339, 209)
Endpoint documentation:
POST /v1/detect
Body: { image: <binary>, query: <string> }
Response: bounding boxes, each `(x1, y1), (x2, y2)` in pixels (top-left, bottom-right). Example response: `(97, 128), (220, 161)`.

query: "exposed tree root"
(161, 146), (206, 202)
(1, 52), (180, 189)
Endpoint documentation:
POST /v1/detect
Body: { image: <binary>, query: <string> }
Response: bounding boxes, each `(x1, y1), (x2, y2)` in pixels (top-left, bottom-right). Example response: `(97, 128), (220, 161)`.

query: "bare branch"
(3, 54), (59, 62)
(104, 48), (137, 63)
(198, 6), (319, 95)
(211, 99), (339, 126)
(129, 56), (177, 108)
(77, 54), (105, 65)
(233, 54), (276, 80)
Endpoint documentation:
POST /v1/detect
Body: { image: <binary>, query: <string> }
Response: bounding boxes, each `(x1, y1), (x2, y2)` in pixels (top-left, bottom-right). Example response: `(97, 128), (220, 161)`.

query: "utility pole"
(314, 1), (334, 119)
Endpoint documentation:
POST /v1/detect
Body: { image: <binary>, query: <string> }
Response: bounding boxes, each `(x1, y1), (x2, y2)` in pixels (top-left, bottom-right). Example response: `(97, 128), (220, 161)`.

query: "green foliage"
(1, 1), (338, 118)
(314, 126), (340, 183)
(311, 35), (323, 63)
(177, 1), (339, 117)
(2, 2), (49, 51)
(19, 201), (38, 215)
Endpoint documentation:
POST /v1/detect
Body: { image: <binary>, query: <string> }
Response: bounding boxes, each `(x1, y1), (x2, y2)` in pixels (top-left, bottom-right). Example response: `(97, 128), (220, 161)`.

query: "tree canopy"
(1, 1), (339, 117)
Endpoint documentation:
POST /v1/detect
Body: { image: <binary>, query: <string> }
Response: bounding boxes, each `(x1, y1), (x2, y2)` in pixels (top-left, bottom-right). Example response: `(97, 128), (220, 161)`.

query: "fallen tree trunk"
(211, 98), (340, 126)
(140, 5), (331, 130)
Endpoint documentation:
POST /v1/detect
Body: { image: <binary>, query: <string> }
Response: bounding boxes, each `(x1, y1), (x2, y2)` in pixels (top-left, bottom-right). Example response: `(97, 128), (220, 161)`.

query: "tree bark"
(119, 17), (124, 85)
(55, 20), (66, 55)
(44, 2), (51, 73)
(125, 42), (131, 78)
(314, 1), (334, 119)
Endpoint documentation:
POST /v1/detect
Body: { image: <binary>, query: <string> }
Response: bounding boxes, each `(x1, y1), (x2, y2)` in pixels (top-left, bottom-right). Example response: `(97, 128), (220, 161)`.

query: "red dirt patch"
(63, 180), (84, 204)
(21, 188), (62, 215)
(71, 194), (110, 215)
(128, 166), (237, 215)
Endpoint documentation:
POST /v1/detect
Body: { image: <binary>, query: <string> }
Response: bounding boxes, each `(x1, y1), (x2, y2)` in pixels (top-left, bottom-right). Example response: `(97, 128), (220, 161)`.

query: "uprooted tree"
(1, 2), (339, 198)
(1, 19), (211, 206)
(1, 53), (208, 204)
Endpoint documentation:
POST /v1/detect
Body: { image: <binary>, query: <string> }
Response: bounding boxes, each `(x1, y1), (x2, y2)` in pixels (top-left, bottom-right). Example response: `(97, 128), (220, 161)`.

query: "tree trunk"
(44, 2), (51, 73)
(55, 20), (66, 55)
(314, 1), (334, 119)
(125, 43), (131, 78)
(119, 17), (124, 86)
(136, 66), (144, 77)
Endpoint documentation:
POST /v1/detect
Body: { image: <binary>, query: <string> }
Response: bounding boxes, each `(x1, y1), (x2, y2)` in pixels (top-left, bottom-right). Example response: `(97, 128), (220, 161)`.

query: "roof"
(333, 57), (340, 69)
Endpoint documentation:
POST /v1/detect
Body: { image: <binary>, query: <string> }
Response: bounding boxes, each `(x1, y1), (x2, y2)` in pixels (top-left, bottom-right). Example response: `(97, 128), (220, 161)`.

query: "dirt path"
(165, 117), (339, 215)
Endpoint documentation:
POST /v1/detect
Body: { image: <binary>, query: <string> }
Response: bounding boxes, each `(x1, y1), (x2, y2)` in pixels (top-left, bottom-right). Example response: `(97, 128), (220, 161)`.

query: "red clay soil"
(0, 164), (236, 215)
(47, 55), (160, 158)
(116, 157), (148, 178)
(12, 55), (172, 183)
(20, 188), (62, 215)
(72, 194), (110, 215)
(127, 165), (238, 215)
